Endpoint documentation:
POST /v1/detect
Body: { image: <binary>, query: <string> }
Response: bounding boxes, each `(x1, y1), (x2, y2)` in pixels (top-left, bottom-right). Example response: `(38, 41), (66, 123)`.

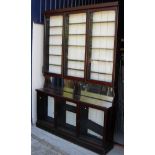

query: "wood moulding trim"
(45, 2), (118, 17)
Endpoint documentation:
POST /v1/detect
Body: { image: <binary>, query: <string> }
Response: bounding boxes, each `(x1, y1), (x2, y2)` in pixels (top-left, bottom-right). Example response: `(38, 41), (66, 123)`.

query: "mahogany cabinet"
(36, 86), (114, 154)
(37, 2), (119, 154)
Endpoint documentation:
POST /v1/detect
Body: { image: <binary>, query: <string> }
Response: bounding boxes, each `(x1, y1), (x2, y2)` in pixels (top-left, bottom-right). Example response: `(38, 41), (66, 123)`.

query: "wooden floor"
(31, 126), (124, 155)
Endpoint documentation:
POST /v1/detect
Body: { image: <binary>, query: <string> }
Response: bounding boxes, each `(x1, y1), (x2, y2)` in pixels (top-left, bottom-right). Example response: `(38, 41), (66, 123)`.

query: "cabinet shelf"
(91, 71), (112, 75)
(49, 26), (62, 28)
(49, 64), (61, 66)
(68, 68), (84, 71)
(49, 54), (62, 56)
(49, 44), (62, 46)
(68, 45), (85, 47)
(69, 22), (86, 25)
(69, 34), (86, 36)
(91, 35), (114, 37)
(49, 34), (63, 36)
(91, 59), (113, 63)
(68, 59), (84, 62)
(91, 47), (114, 50)
(92, 21), (115, 24)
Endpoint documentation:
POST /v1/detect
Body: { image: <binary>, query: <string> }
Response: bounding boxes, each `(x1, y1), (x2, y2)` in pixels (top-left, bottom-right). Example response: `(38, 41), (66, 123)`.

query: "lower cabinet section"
(36, 90), (114, 154)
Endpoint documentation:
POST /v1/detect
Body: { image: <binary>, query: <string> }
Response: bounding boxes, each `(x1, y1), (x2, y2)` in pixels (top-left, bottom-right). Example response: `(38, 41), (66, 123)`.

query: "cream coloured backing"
(68, 46), (85, 60)
(50, 27), (62, 35)
(69, 24), (86, 34)
(47, 97), (55, 118)
(49, 55), (61, 65)
(91, 49), (113, 61)
(49, 65), (61, 74)
(93, 10), (115, 22)
(50, 16), (63, 26)
(68, 69), (84, 78)
(92, 22), (115, 36)
(92, 37), (114, 49)
(69, 13), (86, 23)
(90, 72), (112, 82)
(91, 61), (113, 74)
(68, 35), (85, 46)
(49, 36), (62, 45)
(68, 61), (84, 70)
(49, 46), (62, 55)
(87, 108), (104, 139)
(66, 111), (76, 127)
(66, 102), (77, 127)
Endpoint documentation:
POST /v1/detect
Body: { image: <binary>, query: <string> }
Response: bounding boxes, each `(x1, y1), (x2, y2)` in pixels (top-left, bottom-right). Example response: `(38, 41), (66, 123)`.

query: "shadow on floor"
(31, 126), (124, 155)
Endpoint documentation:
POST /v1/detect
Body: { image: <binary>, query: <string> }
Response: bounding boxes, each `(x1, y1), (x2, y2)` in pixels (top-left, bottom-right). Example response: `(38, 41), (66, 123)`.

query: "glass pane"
(48, 15), (63, 74)
(69, 13), (86, 23)
(50, 16), (63, 26)
(49, 55), (61, 65)
(47, 97), (55, 118)
(67, 13), (86, 78)
(87, 108), (104, 139)
(68, 46), (85, 60)
(93, 10), (115, 22)
(49, 65), (61, 74)
(90, 10), (116, 82)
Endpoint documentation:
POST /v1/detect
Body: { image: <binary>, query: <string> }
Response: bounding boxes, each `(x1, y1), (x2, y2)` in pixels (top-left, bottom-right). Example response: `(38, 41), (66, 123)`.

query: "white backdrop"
(32, 23), (44, 124)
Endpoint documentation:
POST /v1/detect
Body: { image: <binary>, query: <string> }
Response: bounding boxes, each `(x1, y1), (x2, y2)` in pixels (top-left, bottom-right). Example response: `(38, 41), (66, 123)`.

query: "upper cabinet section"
(43, 3), (118, 86)
(48, 15), (63, 75)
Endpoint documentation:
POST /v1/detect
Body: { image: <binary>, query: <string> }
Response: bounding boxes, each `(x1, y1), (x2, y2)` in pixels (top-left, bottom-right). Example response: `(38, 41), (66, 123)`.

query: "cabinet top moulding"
(44, 2), (118, 17)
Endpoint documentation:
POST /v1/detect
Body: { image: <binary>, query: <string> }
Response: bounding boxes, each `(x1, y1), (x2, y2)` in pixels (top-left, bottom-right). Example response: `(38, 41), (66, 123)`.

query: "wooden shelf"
(49, 34), (63, 36)
(49, 44), (62, 46)
(49, 26), (62, 28)
(91, 59), (113, 63)
(92, 21), (115, 24)
(69, 22), (86, 25)
(49, 54), (62, 56)
(68, 45), (85, 47)
(91, 35), (114, 37)
(91, 71), (112, 75)
(69, 34), (86, 36)
(91, 47), (114, 50)
(49, 64), (61, 66)
(68, 68), (84, 71)
(68, 59), (84, 62)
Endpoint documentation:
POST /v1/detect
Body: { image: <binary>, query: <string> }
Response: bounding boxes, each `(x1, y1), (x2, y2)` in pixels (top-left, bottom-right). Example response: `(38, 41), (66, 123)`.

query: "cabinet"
(37, 2), (118, 154)
(36, 87), (114, 154)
